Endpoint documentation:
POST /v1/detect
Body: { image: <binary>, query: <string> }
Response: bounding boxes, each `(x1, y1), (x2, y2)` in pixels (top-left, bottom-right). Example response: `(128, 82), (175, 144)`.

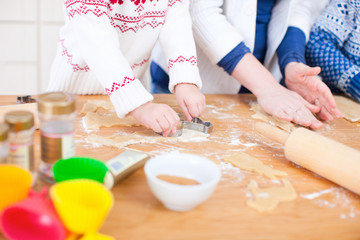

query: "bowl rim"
(144, 153), (221, 190)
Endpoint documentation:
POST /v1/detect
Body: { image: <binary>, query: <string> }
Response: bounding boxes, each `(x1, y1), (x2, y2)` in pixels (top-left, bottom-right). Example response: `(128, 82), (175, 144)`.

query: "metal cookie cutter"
(158, 113), (213, 137)
(182, 115), (214, 134)
(16, 95), (36, 104)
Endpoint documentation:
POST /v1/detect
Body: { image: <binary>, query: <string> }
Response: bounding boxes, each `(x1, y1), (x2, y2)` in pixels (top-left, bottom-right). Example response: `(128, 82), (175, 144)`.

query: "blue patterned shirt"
(306, 0), (360, 102)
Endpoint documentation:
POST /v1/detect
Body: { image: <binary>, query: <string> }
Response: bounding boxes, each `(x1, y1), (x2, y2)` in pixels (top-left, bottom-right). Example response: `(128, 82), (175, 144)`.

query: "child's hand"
(129, 102), (180, 137)
(174, 83), (206, 121)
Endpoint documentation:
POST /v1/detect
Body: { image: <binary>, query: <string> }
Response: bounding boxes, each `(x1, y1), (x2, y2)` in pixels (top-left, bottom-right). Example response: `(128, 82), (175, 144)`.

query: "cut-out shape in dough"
(224, 152), (287, 179)
(246, 179), (297, 212)
(334, 96), (360, 122)
(84, 112), (140, 129)
(81, 100), (114, 114)
(250, 104), (295, 132)
(87, 129), (209, 148)
(80, 100), (140, 129)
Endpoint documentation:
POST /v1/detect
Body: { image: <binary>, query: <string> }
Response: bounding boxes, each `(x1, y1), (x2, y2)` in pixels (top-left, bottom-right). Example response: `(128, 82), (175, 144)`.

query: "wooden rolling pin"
(254, 122), (360, 195)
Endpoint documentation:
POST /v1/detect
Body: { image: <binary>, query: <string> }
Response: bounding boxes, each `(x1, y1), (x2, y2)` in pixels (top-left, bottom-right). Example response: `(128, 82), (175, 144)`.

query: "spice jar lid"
(0, 123), (9, 141)
(38, 92), (76, 115)
(5, 111), (34, 132)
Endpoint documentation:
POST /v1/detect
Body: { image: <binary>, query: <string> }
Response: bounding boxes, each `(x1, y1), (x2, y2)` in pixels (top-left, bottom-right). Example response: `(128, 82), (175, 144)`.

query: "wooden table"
(1, 94), (360, 240)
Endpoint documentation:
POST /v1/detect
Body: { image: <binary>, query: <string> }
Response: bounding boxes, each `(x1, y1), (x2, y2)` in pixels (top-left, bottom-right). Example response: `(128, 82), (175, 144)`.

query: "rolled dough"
(87, 129), (209, 148)
(223, 152), (287, 179)
(246, 179), (297, 212)
(81, 100), (114, 114)
(84, 112), (140, 129)
(81, 100), (140, 129)
(250, 104), (296, 132)
(334, 95), (360, 122)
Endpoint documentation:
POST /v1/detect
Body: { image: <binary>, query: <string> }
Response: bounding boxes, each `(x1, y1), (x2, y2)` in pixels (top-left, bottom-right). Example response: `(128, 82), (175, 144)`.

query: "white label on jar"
(61, 134), (75, 158)
(0, 144), (8, 163)
(8, 144), (30, 170)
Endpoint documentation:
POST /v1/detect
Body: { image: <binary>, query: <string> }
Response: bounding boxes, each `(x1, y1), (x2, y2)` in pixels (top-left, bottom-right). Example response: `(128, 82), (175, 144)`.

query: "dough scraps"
(81, 100), (114, 114)
(246, 179), (297, 212)
(80, 100), (140, 129)
(87, 129), (209, 148)
(334, 95), (360, 122)
(250, 104), (296, 132)
(84, 112), (140, 129)
(224, 152), (287, 180)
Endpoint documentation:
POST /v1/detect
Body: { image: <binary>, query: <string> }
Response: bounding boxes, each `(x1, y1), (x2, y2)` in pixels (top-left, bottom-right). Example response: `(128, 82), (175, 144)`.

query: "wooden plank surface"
(1, 94), (360, 240)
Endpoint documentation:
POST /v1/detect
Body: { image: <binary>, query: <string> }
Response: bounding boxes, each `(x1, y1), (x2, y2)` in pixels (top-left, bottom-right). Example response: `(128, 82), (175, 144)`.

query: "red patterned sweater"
(48, 0), (202, 117)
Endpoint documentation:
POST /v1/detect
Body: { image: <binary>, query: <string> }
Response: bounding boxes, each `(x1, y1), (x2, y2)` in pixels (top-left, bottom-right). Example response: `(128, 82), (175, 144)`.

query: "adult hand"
(256, 84), (324, 129)
(174, 83), (206, 121)
(129, 102), (180, 137)
(285, 62), (342, 121)
(231, 53), (326, 128)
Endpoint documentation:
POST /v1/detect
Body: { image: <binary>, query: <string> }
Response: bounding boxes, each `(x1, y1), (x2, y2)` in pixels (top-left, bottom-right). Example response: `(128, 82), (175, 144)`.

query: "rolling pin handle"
(254, 122), (289, 145)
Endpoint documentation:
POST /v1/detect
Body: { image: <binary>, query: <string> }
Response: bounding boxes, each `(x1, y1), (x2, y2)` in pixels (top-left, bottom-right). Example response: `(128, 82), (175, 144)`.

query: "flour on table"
(250, 104), (296, 132)
(334, 96), (360, 122)
(87, 129), (209, 148)
(223, 152), (287, 180)
(246, 179), (297, 212)
(300, 188), (336, 200)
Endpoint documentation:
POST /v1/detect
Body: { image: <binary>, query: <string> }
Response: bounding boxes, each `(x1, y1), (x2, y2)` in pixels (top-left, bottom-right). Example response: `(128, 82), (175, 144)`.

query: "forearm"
(231, 53), (282, 97)
(65, 1), (153, 117)
(159, 0), (202, 92)
(66, 1), (133, 83)
(277, 27), (306, 77)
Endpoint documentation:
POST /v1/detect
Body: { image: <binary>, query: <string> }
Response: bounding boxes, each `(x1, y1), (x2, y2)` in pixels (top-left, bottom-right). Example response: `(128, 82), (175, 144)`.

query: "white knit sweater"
(48, 0), (202, 117)
(152, 0), (328, 94)
(189, 0), (329, 94)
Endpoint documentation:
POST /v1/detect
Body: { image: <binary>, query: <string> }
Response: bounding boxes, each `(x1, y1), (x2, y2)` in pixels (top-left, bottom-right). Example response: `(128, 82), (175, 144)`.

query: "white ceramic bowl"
(144, 153), (221, 211)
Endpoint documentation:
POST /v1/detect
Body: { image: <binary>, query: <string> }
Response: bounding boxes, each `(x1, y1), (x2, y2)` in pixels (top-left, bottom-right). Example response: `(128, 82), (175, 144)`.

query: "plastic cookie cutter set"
(158, 113), (214, 137)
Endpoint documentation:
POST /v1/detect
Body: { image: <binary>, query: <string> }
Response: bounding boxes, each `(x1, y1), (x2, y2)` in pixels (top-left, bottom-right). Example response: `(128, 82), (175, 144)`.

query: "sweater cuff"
(109, 79), (154, 118)
(168, 63), (202, 93)
(277, 27), (306, 77)
(217, 42), (251, 75)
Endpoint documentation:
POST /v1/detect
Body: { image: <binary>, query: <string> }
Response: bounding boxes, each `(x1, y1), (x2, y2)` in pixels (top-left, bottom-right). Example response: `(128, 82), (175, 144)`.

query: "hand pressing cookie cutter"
(158, 113), (213, 137)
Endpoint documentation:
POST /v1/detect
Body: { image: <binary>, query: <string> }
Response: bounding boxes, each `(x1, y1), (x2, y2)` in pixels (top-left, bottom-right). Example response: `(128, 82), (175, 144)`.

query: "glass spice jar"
(37, 92), (76, 183)
(0, 123), (9, 164)
(4, 111), (35, 175)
